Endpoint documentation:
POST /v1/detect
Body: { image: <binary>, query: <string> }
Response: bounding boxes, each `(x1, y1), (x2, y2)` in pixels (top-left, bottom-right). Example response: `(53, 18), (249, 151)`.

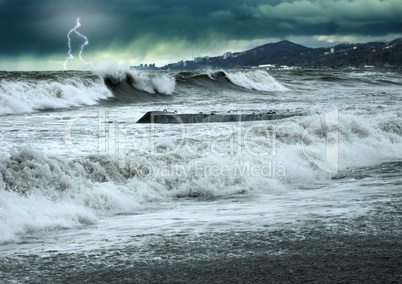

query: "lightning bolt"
(63, 17), (94, 70)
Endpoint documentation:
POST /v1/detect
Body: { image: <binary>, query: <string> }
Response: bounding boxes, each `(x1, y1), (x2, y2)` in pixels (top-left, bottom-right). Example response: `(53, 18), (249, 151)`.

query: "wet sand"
(69, 231), (401, 283)
(2, 207), (401, 284)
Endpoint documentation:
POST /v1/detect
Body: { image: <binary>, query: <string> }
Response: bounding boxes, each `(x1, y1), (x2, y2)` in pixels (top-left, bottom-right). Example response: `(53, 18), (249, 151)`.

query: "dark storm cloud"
(0, 0), (401, 57)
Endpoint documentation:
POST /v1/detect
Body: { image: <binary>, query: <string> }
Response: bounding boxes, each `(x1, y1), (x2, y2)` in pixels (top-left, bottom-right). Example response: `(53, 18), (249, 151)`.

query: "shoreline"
(1, 228), (401, 283)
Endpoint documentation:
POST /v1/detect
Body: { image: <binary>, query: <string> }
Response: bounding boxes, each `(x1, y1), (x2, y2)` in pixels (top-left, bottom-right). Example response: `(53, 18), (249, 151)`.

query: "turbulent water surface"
(0, 69), (401, 282)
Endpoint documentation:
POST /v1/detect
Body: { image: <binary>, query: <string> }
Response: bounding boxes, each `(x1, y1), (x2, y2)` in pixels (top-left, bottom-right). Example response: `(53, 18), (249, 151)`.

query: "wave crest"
(0, 74), (112, 115)
(102, 69), (176, 95)
(224, 70), (289, 92)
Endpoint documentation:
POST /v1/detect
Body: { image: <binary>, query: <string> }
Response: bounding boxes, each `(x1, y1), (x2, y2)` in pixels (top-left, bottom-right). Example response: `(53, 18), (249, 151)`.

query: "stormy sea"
(0, 68), (401, 283)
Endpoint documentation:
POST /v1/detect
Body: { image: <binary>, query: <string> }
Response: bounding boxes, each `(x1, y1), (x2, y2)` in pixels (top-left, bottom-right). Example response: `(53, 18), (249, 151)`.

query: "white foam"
(129, 70), (176, 95)
(151, 73), (176, 95)
(0, 76), (112, 115)
(0, 190), (97, 243)
(224, 70), (289, 92)
(1, 107), (401, 243)
(0, 148), (161, 243)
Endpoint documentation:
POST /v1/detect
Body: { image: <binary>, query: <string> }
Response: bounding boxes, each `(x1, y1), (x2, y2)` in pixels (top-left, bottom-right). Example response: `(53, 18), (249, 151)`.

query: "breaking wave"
(0, 70), (177, 115)
(1, 110), (401, 243)
(177, 70), (289, 92)
(2, 69), (399, 116)
(102, 69), (175, 103)
(0, 73), (112, 115)
(224, 70), (289, 92)
(0, 69), (290, 115)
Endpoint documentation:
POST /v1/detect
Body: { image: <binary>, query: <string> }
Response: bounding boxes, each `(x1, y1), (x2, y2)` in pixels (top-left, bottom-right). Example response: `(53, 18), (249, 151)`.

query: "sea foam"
(0, 76), (112, 115)
(99, 69), (176, 95)
(1, 109), (401, 243)
(224, 70), (289, 92)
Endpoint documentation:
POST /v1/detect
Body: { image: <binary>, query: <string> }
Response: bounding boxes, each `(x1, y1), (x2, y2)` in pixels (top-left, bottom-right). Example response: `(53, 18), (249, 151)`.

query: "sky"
(0, 0), (401, 71)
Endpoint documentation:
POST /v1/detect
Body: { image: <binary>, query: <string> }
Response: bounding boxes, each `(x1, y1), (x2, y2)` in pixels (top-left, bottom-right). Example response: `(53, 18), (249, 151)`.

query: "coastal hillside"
(134, 38), (402, 70)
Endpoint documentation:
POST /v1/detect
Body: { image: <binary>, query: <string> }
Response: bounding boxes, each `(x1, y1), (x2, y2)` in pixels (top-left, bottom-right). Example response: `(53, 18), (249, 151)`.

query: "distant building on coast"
(223, 52), (232, 59)
(130, 63), (159, 70)
(194, 56), (210, 63)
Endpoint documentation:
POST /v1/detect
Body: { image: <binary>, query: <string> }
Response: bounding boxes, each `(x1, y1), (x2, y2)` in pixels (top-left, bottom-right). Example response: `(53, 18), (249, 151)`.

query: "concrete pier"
(136, 111), (303, 124)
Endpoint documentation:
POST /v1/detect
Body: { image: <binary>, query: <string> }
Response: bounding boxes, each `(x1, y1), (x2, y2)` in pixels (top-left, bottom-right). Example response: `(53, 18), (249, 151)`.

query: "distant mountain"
(133, 38), (402, 70)
(248, 40), (310, 53)
(224, 40), (312, 68)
